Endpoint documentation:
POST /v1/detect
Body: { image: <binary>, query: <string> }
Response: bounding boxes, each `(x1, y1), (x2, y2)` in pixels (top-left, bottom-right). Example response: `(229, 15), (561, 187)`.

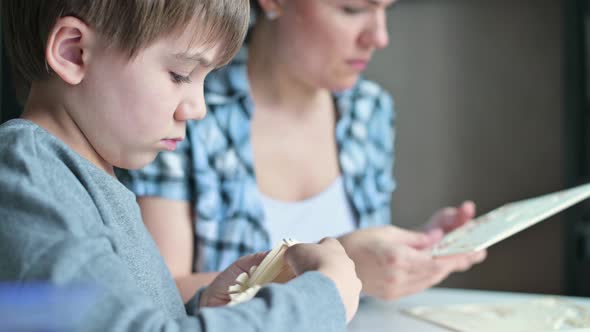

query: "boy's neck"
(22, 81), (115, 176)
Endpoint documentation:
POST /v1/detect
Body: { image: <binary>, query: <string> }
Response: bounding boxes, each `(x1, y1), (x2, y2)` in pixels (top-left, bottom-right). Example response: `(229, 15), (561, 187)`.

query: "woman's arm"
(138, 196), (218, 302)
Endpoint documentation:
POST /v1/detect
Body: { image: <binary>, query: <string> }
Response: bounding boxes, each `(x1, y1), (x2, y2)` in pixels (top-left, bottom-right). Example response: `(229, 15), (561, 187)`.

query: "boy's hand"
(200, 252), (268, 308)
(284, 238), (362, 323)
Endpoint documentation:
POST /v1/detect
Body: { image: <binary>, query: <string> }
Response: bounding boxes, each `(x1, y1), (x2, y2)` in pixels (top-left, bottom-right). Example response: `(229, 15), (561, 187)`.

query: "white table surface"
(347, 288), (590, 332)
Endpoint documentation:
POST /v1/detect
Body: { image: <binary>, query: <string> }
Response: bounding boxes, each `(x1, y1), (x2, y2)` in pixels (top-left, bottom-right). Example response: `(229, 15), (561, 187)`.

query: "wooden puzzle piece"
(431, 183), (590, 256)
(227, 238), (299, 306)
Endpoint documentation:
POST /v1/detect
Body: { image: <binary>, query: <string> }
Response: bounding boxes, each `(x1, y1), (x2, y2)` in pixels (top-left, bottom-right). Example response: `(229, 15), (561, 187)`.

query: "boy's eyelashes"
(170, 71), (192, 84)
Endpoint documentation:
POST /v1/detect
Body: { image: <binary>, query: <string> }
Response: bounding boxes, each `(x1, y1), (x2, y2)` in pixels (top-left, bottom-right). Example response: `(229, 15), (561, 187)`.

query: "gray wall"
(365, 0), (564, 293)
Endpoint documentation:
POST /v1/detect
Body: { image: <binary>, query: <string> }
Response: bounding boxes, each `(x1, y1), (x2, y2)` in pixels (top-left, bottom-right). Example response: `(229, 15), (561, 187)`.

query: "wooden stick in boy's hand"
(200, 237), (362, 323)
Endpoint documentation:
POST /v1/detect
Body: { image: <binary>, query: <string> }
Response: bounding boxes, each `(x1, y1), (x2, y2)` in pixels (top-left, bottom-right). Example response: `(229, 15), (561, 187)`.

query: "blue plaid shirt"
(118, 48), (396, 272)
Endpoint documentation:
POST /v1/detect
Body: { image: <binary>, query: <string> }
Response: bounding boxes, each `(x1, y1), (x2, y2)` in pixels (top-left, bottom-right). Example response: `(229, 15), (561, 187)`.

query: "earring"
(265, 10), (279, 20)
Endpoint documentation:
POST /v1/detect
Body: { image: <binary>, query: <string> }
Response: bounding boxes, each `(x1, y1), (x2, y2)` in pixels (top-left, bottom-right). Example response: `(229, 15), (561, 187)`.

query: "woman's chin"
(329, 77), (359, 93)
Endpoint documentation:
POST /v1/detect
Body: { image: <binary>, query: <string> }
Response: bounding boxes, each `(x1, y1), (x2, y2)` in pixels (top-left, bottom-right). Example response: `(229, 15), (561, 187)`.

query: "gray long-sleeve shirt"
(0, 119), (346, 331)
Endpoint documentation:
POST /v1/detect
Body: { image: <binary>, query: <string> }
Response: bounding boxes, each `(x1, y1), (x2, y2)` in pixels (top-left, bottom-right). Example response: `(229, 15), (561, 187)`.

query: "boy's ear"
(45, 16), (96, 85)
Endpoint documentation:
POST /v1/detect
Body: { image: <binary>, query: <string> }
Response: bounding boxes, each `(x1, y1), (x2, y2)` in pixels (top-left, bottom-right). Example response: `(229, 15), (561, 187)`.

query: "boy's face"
(72, 27), (218, 170)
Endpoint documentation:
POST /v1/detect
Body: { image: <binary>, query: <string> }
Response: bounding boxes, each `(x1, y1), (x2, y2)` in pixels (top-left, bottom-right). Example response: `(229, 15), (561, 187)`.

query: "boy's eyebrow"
(171, 52), (214, 68)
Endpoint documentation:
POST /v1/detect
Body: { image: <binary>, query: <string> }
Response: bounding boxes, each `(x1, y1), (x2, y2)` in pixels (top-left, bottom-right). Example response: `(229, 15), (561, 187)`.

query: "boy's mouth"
(161, 138), (183, 151)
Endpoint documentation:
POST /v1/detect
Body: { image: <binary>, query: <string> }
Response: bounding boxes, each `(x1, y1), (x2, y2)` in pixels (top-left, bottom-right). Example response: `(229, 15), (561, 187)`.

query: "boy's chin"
(115, 153), (158, 171)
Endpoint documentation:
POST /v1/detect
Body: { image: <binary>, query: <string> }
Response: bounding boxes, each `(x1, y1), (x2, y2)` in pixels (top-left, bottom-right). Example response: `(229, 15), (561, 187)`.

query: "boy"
(0, 1), (361, 331)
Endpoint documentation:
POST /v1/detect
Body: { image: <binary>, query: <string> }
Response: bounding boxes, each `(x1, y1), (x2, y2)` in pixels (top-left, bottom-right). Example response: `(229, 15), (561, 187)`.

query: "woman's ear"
(45, 16), (96, 85)
(256, 0), (285, 20)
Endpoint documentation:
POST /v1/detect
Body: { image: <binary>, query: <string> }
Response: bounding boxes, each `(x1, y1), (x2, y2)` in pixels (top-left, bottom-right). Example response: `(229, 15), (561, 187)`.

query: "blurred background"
(364, 0), (587, 296)
(1, 0), (588, 296)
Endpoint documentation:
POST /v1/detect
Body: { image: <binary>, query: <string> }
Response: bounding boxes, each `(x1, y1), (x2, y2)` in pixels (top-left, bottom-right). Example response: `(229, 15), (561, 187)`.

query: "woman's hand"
(422, 200), (476, 236)
(338, 225), (486, 300)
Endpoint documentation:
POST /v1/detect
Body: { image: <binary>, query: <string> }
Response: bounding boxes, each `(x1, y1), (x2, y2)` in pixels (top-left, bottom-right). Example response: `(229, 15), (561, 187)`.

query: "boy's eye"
(170, 72), (192, 84)
(342, 6), (367, 15)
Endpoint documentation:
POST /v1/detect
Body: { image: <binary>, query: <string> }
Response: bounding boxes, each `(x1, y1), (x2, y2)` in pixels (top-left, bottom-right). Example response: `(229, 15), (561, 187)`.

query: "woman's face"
(271, 0), (394, 91)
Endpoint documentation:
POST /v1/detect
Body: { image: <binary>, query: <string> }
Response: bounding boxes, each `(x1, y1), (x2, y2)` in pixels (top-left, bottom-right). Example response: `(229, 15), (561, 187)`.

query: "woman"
(119, 0), (485, 303)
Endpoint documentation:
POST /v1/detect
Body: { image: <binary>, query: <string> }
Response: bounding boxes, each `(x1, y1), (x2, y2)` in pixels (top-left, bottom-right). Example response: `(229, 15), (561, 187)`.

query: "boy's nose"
(175, 99), (206, 122)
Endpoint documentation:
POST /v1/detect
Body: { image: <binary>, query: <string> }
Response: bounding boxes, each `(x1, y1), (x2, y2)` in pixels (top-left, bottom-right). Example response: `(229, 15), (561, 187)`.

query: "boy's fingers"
(284, 244), (311, 275)
(234, 251), (269, 272)
(318, 237), (340, 247)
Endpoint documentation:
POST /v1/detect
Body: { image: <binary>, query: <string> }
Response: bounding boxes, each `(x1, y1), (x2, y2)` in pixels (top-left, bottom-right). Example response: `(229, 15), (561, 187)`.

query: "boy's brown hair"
(2, 0), (250, 85)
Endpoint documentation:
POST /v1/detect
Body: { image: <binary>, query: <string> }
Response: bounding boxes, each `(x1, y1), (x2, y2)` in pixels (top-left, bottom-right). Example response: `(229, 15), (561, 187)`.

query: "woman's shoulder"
(335, 78), (394, 122)
(351, 78), (392, 100)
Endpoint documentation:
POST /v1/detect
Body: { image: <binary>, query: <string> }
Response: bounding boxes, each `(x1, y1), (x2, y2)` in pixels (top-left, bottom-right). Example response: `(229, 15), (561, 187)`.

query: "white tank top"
(260, 176), (356, 246)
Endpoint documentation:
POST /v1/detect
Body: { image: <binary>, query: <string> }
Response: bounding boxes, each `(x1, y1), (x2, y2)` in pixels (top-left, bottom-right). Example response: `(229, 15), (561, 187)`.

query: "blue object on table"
(0, 283), (98, 332)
